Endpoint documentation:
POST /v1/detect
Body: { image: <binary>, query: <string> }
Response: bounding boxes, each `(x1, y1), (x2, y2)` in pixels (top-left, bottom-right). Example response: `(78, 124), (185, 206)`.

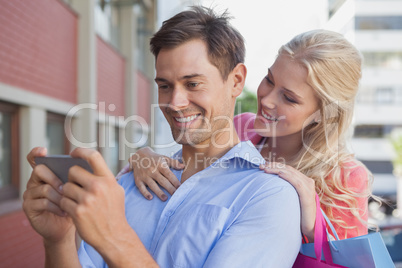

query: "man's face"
(155, 39), (234, 147)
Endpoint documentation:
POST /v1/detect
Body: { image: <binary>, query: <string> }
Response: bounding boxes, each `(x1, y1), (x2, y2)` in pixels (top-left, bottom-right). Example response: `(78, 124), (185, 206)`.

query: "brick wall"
(97, 36), (126, 117)
(0, 211), (45, 268)
(0, 0), (77, 103)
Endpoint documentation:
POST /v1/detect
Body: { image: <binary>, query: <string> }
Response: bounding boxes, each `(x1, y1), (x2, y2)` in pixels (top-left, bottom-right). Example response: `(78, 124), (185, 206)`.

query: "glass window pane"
(0, 112), (11, 188)
(355, 16), (402, 30)
(109, 127), (120, 175)
(46, 118), (65, 155)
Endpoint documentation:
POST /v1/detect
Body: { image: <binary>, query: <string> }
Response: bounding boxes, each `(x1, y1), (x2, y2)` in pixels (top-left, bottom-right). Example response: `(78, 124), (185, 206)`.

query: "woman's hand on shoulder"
(129, 147), (184, 201)
(260, 162), (317, 241)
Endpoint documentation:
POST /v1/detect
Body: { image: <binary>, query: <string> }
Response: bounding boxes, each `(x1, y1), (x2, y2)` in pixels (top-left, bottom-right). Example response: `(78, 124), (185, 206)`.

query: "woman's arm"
(118, 113), (260, 201)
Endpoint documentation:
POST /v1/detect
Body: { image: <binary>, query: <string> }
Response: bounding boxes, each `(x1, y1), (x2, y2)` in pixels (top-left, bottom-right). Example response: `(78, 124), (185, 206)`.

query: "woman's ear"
(231, 63), (247, 98)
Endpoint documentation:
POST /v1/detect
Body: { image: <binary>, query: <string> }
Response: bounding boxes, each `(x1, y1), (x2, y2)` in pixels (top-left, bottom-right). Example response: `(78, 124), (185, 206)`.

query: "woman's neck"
(261, 132), (303, 164)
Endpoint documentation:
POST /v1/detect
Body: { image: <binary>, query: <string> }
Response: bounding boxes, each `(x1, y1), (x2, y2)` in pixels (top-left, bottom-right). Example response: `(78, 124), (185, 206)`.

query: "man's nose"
(169, 87), (190, 110)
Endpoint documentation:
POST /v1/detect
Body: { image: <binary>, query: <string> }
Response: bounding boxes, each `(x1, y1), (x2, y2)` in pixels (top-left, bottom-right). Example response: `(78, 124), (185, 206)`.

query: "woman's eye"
(265, 76), (274, 85)
(284, 94), (297, 104)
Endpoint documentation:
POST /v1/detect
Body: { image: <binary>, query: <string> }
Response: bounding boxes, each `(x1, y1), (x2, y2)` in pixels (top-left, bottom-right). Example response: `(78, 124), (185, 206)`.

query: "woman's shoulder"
(340, 158), (370, 191)
(234, 113), (262, 145)
(234, 112), (256, 126)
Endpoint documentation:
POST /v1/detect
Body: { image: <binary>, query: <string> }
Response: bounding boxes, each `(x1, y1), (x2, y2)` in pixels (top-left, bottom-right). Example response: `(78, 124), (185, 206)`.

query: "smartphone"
(35, 155), (94, 184)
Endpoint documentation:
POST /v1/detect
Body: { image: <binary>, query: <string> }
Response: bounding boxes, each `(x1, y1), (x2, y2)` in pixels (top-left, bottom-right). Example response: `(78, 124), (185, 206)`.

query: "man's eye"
(188, 82), (199, 88)
(158, 85), (169, 90)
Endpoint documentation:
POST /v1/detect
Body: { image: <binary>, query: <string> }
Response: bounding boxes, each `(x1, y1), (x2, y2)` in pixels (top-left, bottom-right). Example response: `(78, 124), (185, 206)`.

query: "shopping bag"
(294, 194), (395, 268)
(293, 194), (346, 267)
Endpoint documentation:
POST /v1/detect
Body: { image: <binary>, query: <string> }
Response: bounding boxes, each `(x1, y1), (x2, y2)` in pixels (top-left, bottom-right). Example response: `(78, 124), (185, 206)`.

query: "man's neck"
(180, 130), (241, 183)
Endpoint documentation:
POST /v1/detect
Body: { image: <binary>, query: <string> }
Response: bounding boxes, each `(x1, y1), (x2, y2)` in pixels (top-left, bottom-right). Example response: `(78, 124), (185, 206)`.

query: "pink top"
(234, 112), (368, 239)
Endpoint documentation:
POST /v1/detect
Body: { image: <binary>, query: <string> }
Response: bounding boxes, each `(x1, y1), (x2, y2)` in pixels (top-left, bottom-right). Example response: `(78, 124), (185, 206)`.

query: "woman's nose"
(260, 91), (277, 110)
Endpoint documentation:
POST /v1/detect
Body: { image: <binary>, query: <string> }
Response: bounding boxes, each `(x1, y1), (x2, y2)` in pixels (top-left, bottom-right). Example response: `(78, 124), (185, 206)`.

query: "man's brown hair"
(150, 6), (245, 80)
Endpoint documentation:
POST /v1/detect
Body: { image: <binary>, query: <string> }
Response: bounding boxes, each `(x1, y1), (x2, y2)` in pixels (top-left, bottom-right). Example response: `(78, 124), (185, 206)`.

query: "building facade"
(0, 0), (157, 266)
(327, 0), (402, 206)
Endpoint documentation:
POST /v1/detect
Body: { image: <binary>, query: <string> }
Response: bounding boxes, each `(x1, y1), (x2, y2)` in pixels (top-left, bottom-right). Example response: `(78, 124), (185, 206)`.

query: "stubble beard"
(170, 120), (210, 146)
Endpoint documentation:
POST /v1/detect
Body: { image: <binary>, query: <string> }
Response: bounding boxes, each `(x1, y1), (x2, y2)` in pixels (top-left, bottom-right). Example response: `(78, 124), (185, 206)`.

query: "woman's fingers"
(160, 158), (181, 189)
(153, 172), (177, 196)
(143, 178), (168, 201)
(135, 180), (154, 200)
(164, 157), (185, 170)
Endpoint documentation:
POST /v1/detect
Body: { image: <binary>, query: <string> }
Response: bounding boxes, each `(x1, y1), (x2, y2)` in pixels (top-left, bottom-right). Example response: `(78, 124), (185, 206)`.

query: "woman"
(118, 29), (375, 241)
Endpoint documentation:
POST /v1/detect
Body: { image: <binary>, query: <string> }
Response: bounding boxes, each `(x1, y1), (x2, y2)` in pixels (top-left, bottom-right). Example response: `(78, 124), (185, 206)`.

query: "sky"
(199, 0), (328, 92)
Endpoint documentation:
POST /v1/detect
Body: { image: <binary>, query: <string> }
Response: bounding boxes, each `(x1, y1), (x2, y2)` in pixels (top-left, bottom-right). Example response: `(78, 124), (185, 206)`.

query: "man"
(23, 6), (301, 267)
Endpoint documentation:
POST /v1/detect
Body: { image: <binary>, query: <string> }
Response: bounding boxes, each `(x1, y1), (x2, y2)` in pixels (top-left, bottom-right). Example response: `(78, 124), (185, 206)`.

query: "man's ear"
(231, 63), (247, 98)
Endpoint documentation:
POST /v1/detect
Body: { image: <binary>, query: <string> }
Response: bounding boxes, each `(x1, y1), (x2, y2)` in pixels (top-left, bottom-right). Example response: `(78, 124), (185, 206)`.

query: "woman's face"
(254, 53), (319, 140)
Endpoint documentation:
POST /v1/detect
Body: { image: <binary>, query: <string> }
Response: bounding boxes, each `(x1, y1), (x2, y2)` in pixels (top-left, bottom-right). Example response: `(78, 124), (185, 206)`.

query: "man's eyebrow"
(154, 77), (168, 83)
(182, 73), (205, 80)
(155, 74), (205, 83)
(269, 68), (302, 100)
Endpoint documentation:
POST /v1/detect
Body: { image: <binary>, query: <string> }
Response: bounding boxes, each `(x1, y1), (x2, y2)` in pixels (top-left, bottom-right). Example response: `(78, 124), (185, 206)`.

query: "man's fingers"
(62, 181), (88, 205)
(67, 166), (96, 190)
(27, 165), (63, 192)
(26, 198), (66, 217)
(24, 183), (63, 207)
(59, 195), (79, 218)
(27, 147), (48, 169)
(70, 148), (113, 177)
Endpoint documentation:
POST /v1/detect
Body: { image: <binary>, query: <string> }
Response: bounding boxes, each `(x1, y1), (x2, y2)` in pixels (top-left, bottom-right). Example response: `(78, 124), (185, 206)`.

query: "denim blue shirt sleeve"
(78, 141), (301, 268)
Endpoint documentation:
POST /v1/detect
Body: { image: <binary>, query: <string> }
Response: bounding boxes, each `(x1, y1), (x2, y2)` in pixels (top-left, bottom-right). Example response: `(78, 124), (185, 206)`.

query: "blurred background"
(0, 0), (401, 266)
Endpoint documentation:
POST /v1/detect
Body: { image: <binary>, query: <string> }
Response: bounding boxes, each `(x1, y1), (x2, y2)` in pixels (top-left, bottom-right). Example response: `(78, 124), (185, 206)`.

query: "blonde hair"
(279, 29), (375, 234)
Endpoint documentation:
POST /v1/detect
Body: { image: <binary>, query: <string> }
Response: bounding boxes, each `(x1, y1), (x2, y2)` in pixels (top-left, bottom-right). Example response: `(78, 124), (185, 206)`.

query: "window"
(355, 16), (402, 30)
(354, 125), (384, 138)
(98, 123), (122, 175)
(362, 52), (402, 70)
(376, 87), (395, 104)
(95, 0), (121, 49)
(46, 112), (70, 155)
(357, 86), (402, 105)
(109, 126), (121, 175)
(0, 101), (19, 203)
(354, 125), (402, 138)
(361, 160), (394, 174)
(135, 4), (149, 73)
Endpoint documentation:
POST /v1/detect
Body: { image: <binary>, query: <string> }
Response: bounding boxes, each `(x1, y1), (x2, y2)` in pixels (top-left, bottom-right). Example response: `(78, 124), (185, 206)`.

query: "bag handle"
(313, 194), (335, 265)
(320, 208), (341, 252)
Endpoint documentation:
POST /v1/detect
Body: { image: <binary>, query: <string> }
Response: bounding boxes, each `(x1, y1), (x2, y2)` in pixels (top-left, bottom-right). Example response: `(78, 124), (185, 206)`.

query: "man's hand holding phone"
(24, 147), (135, 266)
(23, 147), (77, 262)
(35, 155), (94, 184)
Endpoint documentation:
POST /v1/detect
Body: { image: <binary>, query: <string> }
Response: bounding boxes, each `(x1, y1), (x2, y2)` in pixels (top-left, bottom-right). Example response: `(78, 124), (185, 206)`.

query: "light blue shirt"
(78, 141), (301, 267)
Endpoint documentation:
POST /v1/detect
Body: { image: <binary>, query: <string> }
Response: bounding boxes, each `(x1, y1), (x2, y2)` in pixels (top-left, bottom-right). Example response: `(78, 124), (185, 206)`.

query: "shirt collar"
(172, 140), (265, 167)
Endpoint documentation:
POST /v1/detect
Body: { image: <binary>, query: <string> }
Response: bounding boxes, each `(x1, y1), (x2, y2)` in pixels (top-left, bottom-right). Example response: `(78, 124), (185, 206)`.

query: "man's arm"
(203, 183), (301, 267)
